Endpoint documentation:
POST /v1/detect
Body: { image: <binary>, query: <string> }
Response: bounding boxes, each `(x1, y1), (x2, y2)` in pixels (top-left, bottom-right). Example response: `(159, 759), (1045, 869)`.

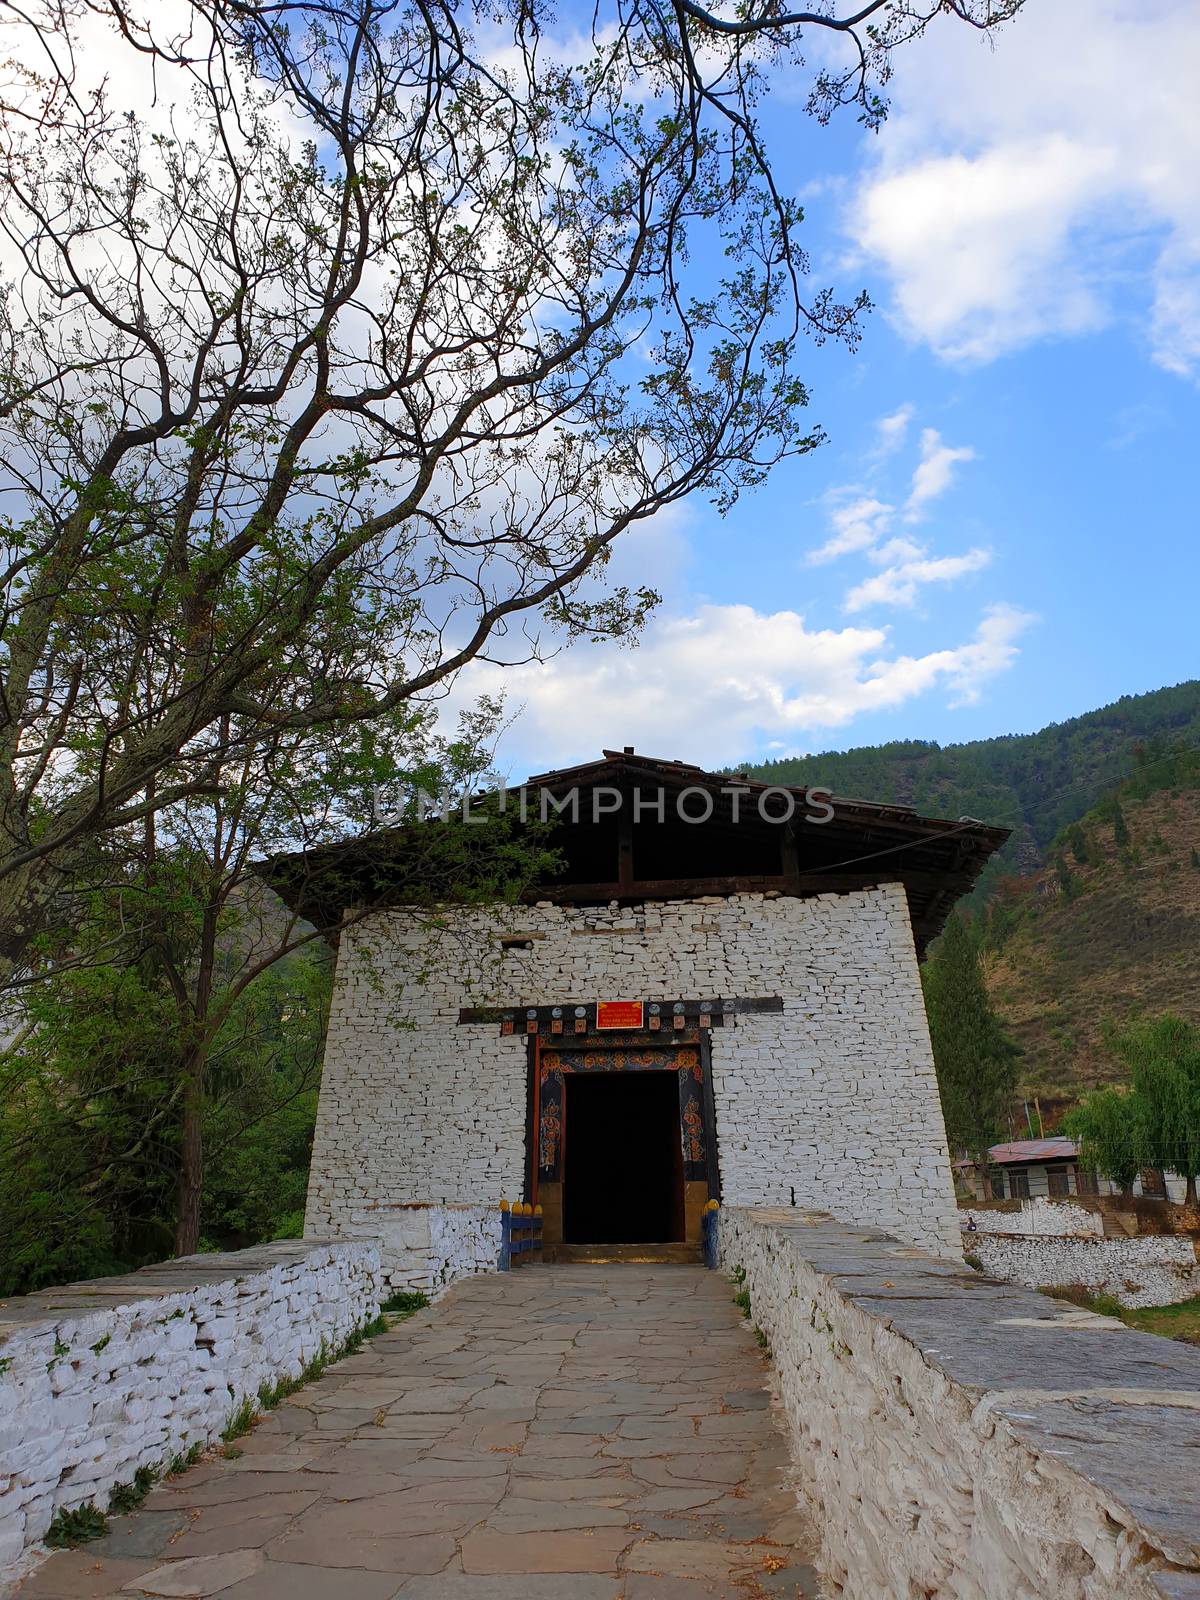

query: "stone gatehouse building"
(266, 750), (1007, 1264)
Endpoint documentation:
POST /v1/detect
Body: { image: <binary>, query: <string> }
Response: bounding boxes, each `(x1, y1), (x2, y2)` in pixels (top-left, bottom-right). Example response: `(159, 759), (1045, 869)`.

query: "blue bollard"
(701, 1204), (719, 1270)
(499, 1205), (512, 1271)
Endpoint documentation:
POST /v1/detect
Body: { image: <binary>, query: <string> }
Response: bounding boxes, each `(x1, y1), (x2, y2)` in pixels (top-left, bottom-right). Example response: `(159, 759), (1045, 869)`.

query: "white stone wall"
(308, 885), (961, 1257)
(0, 1241), (380, 1580)
(719, 1207), (1200, 1600)
(340, 1203), (501, 1298)
(964, 1200), (1105, 1237)
(972, 1232), (1200, 1308)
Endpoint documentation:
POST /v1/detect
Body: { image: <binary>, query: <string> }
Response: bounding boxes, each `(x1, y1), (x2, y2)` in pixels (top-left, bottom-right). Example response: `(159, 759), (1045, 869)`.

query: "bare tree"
(0, 0), (1024, 980)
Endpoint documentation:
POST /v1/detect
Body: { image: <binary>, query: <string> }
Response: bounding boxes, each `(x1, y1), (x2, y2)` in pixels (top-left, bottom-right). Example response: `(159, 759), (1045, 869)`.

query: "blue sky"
(465, 0), (1200, 780)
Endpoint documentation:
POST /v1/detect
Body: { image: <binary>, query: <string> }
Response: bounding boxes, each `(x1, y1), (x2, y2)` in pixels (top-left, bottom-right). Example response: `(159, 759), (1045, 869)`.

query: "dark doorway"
(563, 1071), (684, 1244)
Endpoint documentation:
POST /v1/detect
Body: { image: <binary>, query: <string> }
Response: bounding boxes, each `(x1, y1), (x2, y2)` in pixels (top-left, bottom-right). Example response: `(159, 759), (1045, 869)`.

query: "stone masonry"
(307, 883), (961, 1258)
(0, 1241), (380, 1582)
(12, 1264), (823, 1600)
(721, 1206), (1200, 1600)
(971, 1231), (1200, 1308)
(336, 1205), (503, 1299)
(964, 1199), (1106, 1237)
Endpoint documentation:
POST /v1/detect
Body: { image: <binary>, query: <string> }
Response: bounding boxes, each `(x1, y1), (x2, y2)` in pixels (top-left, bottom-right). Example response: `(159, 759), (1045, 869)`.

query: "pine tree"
(1112, 799), (1130, 849)
(1065, 822), (1089, 865)
(922, 913), (1021, 1198)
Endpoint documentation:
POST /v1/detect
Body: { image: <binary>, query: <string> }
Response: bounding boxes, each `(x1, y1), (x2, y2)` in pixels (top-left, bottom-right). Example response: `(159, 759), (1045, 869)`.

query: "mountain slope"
(980, 759), (1200, 1105)
(741, 684), (1200, 1105)
(741, 680), (1200, 899)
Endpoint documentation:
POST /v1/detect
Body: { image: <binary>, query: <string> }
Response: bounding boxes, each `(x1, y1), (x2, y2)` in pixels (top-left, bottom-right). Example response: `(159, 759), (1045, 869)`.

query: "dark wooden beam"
(526, 872), (911, 904)
(698, 1029), (722, 1201)
(457, 996), (782, 1026)
(617, 808), (634, 894)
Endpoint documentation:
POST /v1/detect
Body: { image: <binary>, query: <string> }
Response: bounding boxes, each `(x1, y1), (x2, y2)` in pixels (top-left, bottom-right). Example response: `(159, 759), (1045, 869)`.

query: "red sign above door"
(595, 1000), (645, 1030)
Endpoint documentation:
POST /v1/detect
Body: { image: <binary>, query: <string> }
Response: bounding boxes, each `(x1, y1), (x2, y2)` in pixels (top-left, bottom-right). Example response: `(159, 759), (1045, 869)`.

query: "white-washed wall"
(340, 1203), (501, 1298)
(972, 1232), (1200, 1308)
(0, 1241), (380, 1579)
(308, 886), (961, 1256)
(720, 1207), (1200, 1600)
(964, 1200), (1104, 1237)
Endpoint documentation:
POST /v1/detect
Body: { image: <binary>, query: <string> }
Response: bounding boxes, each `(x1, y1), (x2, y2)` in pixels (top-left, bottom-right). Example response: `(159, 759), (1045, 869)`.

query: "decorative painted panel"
(536, 1045), (704, 1186)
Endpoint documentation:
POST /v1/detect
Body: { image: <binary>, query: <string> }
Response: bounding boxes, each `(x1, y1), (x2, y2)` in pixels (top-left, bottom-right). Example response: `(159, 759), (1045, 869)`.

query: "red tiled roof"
(986, 1137), (1079, 1165)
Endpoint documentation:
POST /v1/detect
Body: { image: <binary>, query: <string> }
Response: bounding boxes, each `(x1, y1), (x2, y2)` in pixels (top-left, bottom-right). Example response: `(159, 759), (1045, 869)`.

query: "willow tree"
(0, 0), (1024, 979)
(1062, 1088), (1141, 1199)
(1111, 1015), (1200, 1205)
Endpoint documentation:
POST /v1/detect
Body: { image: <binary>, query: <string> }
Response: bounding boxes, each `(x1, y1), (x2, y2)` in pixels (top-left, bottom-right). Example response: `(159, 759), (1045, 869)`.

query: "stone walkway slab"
(14, 1267), (822, 1598)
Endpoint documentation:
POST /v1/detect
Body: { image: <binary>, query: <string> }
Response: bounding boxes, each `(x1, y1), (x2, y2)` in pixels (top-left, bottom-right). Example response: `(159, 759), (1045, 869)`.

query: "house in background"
(960, 1137), (1096, 1201)
(958, 1137), (1188, 1203)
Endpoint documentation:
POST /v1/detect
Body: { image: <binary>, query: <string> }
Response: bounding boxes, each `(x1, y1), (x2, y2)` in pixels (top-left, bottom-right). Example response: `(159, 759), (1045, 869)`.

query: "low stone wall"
(342, 1202), (501, 1297)
(0, 1240), (380, 1581)
(964, 1199), (1104, 1237)
(971, 1231), (1200, 1308)
(720, 1206), (1200, 1600)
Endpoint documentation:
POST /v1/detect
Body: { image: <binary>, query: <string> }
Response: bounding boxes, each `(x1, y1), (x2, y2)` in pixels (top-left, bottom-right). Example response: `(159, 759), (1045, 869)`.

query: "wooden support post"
(781, 821), (801, 887)
(699, 1029), (721, 1202)
(617, 807), (634, 895)
(530, 1036), (541, 1208)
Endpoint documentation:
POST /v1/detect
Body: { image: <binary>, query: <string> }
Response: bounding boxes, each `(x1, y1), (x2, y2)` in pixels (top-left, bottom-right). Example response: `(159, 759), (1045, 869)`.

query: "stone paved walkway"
(16, 1267), (822, 1599)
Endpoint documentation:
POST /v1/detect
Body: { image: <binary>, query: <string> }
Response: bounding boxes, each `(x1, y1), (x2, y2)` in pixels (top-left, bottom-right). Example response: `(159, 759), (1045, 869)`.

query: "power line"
(806, 734), (1200, 879)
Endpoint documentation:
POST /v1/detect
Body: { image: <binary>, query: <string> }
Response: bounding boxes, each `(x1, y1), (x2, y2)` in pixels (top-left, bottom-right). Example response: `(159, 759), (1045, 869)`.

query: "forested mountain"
(742, 685), (1200, 1108)
(981, 749), (1200, 1107)
(742, 680), (1200, 896)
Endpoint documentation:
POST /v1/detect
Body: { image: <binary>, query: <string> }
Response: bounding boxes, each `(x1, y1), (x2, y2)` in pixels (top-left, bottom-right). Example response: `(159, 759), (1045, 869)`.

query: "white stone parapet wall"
(971, 1232), (1200, 1308)
(0, 1240), (380, 1580)
(340, 1203), (502, 1298)
(964, 1199), (1105, 1237)
(719, 1207), (1200, 1600)
(308, 885), (961, 1257)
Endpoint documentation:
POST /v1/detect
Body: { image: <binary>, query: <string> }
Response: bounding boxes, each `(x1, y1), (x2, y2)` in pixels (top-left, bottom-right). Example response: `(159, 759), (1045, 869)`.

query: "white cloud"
(846, 0), (1200, 374)
(804, 417), (987, 612)
(844, 547), (991, 613)
(905, 428), (976, 521)
(455, 601), (1035, 771)
(807, 494), (894, 564)
(872, 403), (915, 457)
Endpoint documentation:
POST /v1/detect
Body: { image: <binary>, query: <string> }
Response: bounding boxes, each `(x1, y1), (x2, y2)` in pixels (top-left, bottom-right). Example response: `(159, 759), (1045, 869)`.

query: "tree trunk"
(174, 1047), (205, 1256)
(1187, 1174), (1198, 1207)
(980, 1164), (993, 1201)
(0, 850), (70, 991)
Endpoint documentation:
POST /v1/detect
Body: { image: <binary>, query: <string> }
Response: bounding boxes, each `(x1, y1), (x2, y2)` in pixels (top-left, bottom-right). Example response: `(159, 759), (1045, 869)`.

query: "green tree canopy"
(1112, 1015), (1200, 1205)
(922, 912), (1020, 1194)
(1062, 1087), (1142, 1197)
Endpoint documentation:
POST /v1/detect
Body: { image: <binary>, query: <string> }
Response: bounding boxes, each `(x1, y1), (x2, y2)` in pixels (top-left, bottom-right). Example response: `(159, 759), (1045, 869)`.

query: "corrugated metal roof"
(986, 1137), (1079, 1165)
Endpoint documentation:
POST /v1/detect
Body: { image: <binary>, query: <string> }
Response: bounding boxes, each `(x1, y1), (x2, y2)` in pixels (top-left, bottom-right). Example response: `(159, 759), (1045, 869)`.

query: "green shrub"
(380, 1290), (430, 1317)
(108, 1465), (157, 1514)
(221, 1396), (257, 1444)
(45, 1503), (107, 1548)
(166, 1441), (203, 1477)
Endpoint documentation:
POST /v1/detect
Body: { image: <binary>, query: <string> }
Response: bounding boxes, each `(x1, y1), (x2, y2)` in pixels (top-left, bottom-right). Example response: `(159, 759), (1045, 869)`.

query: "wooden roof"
(258, 747), (1010, 955)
